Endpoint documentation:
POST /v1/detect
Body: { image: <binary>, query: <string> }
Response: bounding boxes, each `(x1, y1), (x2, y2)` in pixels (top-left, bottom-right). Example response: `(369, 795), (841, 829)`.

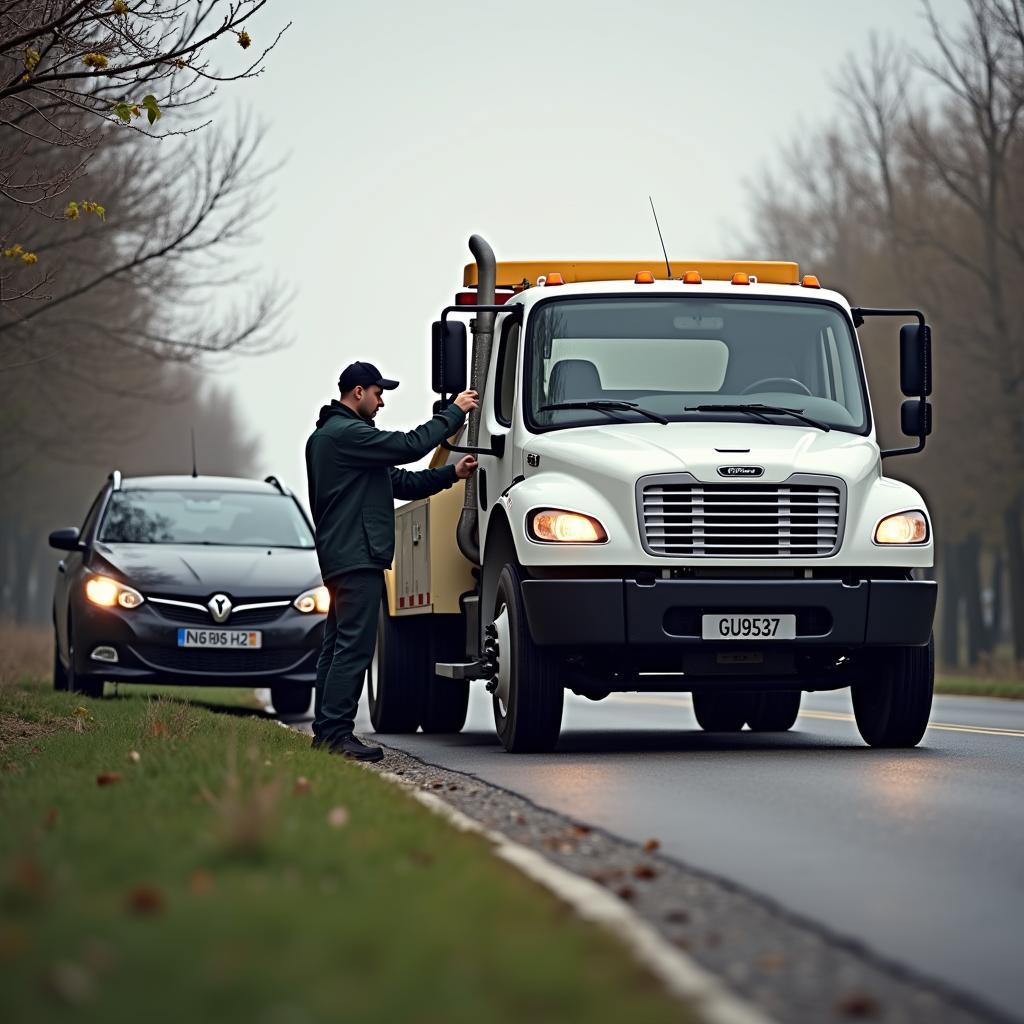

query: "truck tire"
(491, 563), (563, 753)
(692, 691), (749, 732)
(420, 616), (469, 734)
(746, 690), (801, 732)
(270, 685), (312, 717)
(852, 636), (934, 748)
(368, 604), (425, 733)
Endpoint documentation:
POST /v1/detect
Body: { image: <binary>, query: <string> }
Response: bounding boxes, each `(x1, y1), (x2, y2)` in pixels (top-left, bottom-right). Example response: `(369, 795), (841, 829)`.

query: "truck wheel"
(367, 605), (425, 733)
(420, 616), (469, 734)
(491, 563), (563, 753)
(692, 691), (749, 732)
(270, 686), (312, 717)
(746, 690), (801, 732)
(852, 637), (934, 748)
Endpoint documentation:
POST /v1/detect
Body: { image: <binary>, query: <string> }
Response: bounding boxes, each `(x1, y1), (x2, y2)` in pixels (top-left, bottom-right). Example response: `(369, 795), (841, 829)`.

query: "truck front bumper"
(520, 578), (936, 648)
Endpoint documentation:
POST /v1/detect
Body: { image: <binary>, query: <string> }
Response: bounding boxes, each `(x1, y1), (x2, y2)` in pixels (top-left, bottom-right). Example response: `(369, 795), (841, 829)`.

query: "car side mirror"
(432, 320), (468, 395)
(49, 527), (84, 551)
(900, 323), (932, 397)
(901, 399), (932, 438)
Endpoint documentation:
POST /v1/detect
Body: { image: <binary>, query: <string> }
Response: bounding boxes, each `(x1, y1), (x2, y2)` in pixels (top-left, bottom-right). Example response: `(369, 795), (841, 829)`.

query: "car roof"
(119, 475), (286, 494)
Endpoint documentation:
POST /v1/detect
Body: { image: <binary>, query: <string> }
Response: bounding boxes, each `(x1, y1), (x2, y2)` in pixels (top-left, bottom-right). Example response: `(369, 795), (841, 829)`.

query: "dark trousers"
(314, 569), (384, 746)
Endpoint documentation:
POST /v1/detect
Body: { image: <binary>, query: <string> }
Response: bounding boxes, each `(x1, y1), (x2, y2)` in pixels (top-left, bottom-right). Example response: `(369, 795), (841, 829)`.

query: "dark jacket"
(305, 401), (466, 580)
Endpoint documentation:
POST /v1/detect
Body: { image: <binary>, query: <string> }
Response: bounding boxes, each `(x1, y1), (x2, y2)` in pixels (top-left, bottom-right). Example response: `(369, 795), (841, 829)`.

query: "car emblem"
(718, 466), (764, 477)
(208, 593), (232, 623)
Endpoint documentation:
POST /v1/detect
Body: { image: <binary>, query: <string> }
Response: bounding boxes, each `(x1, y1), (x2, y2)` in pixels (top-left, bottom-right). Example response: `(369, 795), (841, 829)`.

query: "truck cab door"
(476, 313), (519, 542)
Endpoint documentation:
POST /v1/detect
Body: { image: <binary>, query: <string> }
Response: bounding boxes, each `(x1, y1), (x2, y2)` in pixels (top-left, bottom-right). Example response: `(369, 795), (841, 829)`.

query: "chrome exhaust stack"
(455, 234), (497, 564)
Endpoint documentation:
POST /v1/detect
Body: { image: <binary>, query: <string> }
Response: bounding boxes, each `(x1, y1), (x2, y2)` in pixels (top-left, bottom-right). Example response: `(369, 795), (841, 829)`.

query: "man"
(305, 360), (478, 760)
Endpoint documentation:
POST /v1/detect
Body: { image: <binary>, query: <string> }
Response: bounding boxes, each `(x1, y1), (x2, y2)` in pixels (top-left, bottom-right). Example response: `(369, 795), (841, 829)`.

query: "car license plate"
(701, 614), (796, 640)
(177, 628), (262, 649)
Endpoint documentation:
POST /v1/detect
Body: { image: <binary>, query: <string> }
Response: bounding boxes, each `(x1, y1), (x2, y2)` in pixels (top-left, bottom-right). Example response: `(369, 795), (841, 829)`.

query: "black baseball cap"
(338, 361), (399, 393)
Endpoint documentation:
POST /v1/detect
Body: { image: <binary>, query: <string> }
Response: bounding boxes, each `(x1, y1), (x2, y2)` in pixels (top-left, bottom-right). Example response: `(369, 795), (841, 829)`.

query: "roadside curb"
(383, 771), (777, 1024)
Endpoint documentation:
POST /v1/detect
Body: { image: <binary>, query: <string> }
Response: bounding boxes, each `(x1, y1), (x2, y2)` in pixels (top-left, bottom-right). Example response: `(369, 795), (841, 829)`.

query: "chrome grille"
(639, 477), (842, 557)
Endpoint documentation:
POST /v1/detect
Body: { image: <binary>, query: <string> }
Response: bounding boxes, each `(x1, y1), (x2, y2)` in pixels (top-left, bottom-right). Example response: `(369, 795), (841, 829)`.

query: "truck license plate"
(177, 628), (262, 649)
(701, 614), (796, 640)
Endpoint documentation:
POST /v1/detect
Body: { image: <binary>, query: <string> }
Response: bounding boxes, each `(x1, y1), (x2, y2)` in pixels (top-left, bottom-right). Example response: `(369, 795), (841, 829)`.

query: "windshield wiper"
(540, 400), (669, 425)
(684, 403), (830, 432)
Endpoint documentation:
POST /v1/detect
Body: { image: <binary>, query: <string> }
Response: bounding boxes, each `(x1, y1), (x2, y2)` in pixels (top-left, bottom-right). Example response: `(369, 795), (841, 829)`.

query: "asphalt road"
(347, 688), (1024, 1021)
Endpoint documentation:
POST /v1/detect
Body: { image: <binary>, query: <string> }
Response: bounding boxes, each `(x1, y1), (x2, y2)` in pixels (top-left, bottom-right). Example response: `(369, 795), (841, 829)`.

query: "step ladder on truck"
(368, 235), (936, 753)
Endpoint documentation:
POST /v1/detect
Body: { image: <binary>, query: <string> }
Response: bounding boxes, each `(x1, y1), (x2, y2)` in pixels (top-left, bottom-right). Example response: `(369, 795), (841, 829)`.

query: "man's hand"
(453, 390), (479, 413)
(454, 456), (478, 479)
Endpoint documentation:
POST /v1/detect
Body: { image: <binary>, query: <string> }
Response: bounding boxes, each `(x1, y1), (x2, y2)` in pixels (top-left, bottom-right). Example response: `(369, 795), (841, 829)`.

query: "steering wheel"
(740, 377), (813, 396)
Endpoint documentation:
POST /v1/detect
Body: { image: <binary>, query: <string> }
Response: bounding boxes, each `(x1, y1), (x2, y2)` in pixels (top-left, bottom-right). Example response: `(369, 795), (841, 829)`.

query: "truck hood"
(89, 542), (322, 599)
(523, 421), (879, 485)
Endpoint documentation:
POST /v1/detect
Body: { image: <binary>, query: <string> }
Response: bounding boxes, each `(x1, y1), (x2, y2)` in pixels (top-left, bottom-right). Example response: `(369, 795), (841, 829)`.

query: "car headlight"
(874, 510), (929, 544)
(294, 585), (330, 614)
(84, 574), (144, 609)
(529, 510), (607, 543)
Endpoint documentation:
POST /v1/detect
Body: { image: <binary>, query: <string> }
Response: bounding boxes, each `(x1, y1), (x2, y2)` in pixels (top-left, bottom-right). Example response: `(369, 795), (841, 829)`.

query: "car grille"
(132, 645), (311, 675)
(148, 601), (288, 627)
(639, 477), (842, 558)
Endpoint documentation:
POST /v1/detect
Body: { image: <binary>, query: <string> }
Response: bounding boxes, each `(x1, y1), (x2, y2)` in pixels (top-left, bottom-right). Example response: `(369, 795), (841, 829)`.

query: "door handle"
(58, 560), (66, 574)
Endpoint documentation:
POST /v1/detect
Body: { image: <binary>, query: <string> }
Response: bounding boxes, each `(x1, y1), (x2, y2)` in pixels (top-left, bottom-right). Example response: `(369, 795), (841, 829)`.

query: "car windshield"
(527, 297), (868, 433)
(98, 490), (315, 548)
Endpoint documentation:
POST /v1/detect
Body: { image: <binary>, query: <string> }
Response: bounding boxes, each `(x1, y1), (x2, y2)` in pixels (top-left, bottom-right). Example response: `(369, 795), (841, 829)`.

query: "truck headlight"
(294, 585), (330, 614)
(529, 510), (607, 543)
(874, 511), (929, 544)
(84, 575), (144, 609)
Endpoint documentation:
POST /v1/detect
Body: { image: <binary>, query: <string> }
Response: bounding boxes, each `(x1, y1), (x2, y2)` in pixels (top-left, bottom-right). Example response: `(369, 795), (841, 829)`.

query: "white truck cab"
(369, 236), (936, 753)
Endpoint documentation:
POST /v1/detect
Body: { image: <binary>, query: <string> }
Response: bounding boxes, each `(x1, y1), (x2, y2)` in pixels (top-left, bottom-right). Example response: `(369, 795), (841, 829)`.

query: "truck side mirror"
(49, 527), (83, 551)
(901, 399), (932, 438)
(432, 320), (468, 395)
(900, 323), (932, 397)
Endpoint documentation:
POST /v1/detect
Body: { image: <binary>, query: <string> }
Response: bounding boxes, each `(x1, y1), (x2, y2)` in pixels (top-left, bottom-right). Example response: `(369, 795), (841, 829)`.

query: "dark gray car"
(49, 472), (326, 715)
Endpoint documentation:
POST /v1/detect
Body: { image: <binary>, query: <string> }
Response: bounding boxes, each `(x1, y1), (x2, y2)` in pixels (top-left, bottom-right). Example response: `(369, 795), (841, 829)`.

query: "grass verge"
(0, 679), (689, 1024)
(935, 674), (1024, 700)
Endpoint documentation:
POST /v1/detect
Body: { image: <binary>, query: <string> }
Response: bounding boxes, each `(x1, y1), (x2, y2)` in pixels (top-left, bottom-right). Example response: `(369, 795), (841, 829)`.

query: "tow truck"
(367, 236), (936, 753)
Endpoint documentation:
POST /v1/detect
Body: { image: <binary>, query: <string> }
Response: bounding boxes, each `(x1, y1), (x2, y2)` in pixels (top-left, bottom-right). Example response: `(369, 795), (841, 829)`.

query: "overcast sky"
(219, 0), (964, 499)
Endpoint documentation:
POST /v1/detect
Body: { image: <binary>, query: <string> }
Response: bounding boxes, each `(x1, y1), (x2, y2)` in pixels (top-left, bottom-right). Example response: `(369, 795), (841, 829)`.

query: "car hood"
(523, 420), (879, 485)
(90, 542), (322, 599)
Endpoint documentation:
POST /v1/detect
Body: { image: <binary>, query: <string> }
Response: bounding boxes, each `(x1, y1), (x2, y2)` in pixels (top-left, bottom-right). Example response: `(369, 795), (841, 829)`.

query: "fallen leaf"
(0, 925), (28, 960)
(570, 824), (592, 837)
(447, 783), (460, 791)
(292, 776), (311, 796)
(642, 838), (661, 853)
(96, 772), (122, 787)
(429, 781), (444, 790)
(836, 992), (882, 1018)
(189, 869), (215, 894)
(125, 884), (165, 916)
(327, 806), (350, 828)
(757, 952), (786, 973)
(633, 863), (658, 880)
(616, 884), (636, 901)
(127, 750), (141, 764)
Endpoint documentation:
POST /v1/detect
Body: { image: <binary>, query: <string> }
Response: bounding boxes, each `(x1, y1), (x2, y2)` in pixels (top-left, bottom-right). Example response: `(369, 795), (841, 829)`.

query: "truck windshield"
(98, 490), (315, 548)
(526, 297), (868, 434)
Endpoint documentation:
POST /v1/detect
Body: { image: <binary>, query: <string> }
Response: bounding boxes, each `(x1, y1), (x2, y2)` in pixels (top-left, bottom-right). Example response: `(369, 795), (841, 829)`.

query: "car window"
(98, 490), (315, 548)
(79, 490), (105, 540)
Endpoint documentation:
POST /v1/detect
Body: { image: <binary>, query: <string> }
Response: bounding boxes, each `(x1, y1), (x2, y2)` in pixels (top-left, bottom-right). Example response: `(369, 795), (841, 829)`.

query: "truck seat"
(548, 359), (603, 403)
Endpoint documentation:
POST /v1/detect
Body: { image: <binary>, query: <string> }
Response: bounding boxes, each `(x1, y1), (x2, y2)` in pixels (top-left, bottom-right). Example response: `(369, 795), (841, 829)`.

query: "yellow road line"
(607, 695), (1024, 739)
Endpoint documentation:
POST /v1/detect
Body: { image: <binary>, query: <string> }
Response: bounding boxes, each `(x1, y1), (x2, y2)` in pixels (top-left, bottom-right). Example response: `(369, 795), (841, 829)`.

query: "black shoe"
(329, 734), (384, 762)
(310, 736), (325, 751)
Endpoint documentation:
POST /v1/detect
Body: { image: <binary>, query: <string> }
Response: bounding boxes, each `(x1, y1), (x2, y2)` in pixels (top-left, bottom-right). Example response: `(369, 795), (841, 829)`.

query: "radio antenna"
(191, 428), (198, 478)
(648, 195), (672, 279)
